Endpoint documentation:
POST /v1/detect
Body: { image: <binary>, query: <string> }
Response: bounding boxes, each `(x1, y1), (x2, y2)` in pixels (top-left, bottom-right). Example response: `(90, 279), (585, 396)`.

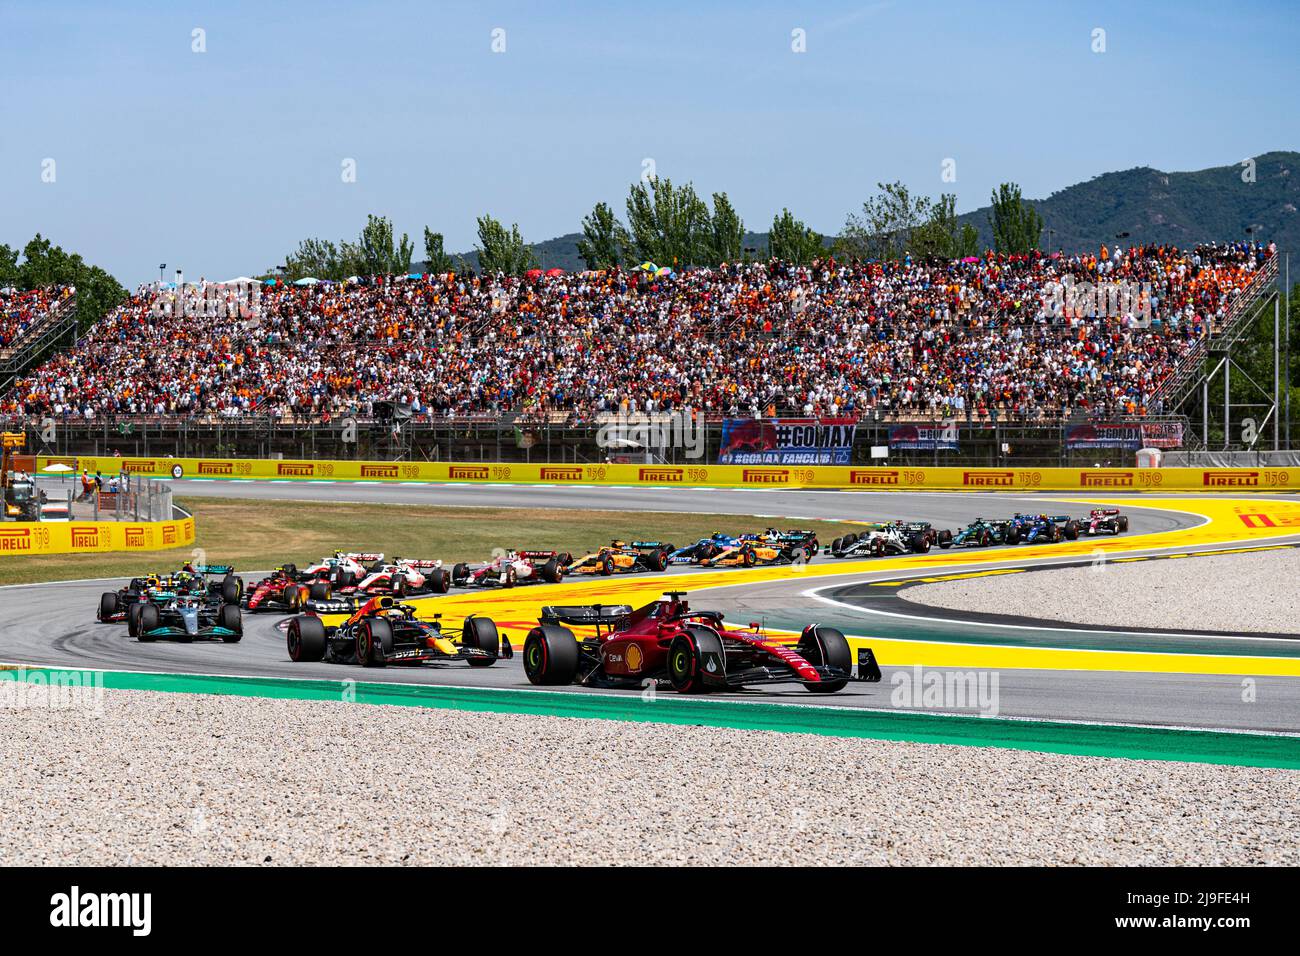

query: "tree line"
(275, 180), (1048, 279)
(0, 235), (127, 332)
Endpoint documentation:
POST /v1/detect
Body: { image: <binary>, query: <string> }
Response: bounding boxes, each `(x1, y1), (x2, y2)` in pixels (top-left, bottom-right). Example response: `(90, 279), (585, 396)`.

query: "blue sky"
(2, 0), (1296, 286)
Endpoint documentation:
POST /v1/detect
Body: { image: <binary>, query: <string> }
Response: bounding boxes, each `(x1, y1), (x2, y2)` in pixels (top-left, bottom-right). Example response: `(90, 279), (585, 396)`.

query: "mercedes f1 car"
(134, 593), (243, 643)
(1074, 508), (1129, 536)
(522, 591), (881, 694)
(451, 550), (571, 588)
(563, 541), (673, 576)
(285, 596), (508, 668)
(98, 566), (242, 626)
(827, 523), (931, 557)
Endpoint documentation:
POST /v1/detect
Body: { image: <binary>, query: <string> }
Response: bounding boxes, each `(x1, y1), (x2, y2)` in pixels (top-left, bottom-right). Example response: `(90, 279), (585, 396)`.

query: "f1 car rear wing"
(628, 541), (668, 550)
(1089, 508), (1121, 517)
(540, 604), (633, 626)
(338, 551), (384, 563)
(518, 550), (561, 560)
(190, 564), (234, 575)
(394, 558), (443, 569)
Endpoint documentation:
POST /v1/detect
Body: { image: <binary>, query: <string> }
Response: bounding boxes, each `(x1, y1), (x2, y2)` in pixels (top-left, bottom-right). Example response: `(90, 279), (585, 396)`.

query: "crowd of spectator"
(0, 241), (1276, 424)
(0, 285), (74, 353)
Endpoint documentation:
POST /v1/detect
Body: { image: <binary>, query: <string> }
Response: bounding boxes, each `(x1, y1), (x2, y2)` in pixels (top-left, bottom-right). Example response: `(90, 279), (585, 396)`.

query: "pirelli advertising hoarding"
(36, 457), (1299, 492)
(0, 517), (195, 557)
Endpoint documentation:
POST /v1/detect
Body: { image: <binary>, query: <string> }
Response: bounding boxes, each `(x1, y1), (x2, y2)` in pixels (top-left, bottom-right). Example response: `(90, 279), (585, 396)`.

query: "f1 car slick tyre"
(1063, 520), (1080, 541)
(540, 558), (562, 584)
(938, 529), (953, 548)
(523, 625), (580, 685)
(668, 625), (725, 694)
(427, 568), (451, 593)
(127, 601), (143, 637)
(451, 562), (470, 587)
(599, 554), (614, 576)
(286, 616), (327, 662)
(308, 582), (331, 602)
(829, 537), (843, 555)
(357, 617), (395, 667)
(336, 570), (356, 589)
(645, 548), (668, 572)
(463, 617), (502, 667)
(870, 537), (885, 557)
(391, 575), (407, 598)
(220, 575), (241, 605)
(1118, 515), (1129, 533)
(218, 604), (243, 642)
(798, 625), (851, 693)
(136, 604), (160, 642)
(98, 591), (119, 622)
(910, 533), (931, 554)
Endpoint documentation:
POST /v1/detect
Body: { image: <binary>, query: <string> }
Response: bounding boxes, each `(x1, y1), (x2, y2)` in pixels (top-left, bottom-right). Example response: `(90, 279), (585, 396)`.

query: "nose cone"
(180, 606), (200, 635)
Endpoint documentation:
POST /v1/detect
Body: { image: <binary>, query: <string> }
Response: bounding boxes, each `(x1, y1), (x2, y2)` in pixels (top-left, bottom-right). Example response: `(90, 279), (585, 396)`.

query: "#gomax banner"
(718, 418), (857, 465)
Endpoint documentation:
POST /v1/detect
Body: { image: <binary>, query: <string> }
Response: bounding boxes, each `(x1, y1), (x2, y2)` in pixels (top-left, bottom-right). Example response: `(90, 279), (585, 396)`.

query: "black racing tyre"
(1007, 527), (1021, 544)
(667, 625), (725, 694)
(308, 582), (331, 602)
(137, 604), (160, 642)
(127, 601), (143, 637)
(645, 548), (667, 572)
(599, 554), (614, 576)
(1063, 520), (1079, 541)
(98, 591), (120, 622)
(501, 566), (517, 589)
(540, 558), (562, 584)
(336, 570), (356, 588)
(843, 533), (860, 547)
(522, 625), (579, 685)
(427, 569), (450, 593)
(870, 537), (885, 557)
(286, 585), (305, 612)
(700, 541), (720, 560)
(798, 624), (852, 693)
(391, 575), (407, 597)
(220, 575), (241, 605)
(452, 562), (470, 586)
(1118, 515), (1129, 533)
(911, 533), (931, 554)
(741, 545), (756, 567)
(463, 617), (500, 666)
(938, 529), (953, 548)
(357, 617), (394, 667)
(830, 537), (844, 555)
(282, 563), (297, 579)
(287, 615), (326, 662)
(218, 604), (243, 642)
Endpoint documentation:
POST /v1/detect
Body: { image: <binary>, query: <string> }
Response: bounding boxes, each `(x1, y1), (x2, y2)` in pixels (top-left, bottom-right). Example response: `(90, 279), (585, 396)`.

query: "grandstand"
(0, 242), (1277, 436)
(0, 285), (78, 394)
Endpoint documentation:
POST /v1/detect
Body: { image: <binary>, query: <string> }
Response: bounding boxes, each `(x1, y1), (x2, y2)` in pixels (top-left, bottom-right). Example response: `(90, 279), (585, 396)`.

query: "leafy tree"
(989, 182), (1043, 254)
(911, 194), (980, 259)
(836, 181), (931, 261)
(422, 228), (453, 274)
(575, 202), (625, 270)
(705, 192), (744, 264)
(623, 177), (711, 267)
(0, 233), (127, 332)
(358, 214), (413, 275)
(0, 244), (19, 287)
(475, 215), (536, 274)
(768, 209), (824, 264)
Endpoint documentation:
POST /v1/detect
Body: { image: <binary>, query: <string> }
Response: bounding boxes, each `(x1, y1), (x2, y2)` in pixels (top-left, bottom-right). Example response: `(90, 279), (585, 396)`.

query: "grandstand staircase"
(1149, 256), (1279, 414)
(0, 292), (79, 393)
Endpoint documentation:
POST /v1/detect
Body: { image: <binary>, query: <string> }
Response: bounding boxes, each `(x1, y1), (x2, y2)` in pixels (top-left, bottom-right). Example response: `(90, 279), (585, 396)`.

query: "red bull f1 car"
(285, 596), (508, 668)
(522, 590), (881, 695)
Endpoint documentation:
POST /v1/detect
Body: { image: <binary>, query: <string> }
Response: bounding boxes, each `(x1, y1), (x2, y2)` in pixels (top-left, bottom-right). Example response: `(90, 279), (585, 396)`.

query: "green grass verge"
(0, 496), (863, 586)
(8, 666), (1298, 768)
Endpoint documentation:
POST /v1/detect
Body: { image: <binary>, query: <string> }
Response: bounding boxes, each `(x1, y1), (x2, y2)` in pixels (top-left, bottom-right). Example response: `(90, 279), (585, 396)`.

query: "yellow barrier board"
(37, 455), (1300, 492)
(0, 516), (195, 556)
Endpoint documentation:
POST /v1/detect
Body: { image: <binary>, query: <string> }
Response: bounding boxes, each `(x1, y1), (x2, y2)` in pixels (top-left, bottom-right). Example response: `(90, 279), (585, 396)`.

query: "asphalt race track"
(6, 481), (1300, 732)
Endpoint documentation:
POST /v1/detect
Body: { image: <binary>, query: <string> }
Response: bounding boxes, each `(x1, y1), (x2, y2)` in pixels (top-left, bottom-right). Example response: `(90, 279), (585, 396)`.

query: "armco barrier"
(0, 515), (195, 557)
(35, 456), (1300, 492)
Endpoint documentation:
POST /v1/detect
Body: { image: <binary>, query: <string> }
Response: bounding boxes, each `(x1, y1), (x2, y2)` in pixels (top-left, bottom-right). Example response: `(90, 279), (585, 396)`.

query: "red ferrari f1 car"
(521, 591), (881, 694)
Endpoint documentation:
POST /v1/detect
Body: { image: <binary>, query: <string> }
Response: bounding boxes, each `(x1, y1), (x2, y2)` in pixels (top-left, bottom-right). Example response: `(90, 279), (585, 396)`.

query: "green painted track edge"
(11, 667), (1299, 769)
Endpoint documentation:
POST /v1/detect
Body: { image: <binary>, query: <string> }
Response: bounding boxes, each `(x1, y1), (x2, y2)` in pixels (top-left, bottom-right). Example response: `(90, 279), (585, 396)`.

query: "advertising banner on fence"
(717, 418), (857, 465)
(1065, 422), (1184, 450)
(887, 424), (960, 451)
(0, 515), (195, 557)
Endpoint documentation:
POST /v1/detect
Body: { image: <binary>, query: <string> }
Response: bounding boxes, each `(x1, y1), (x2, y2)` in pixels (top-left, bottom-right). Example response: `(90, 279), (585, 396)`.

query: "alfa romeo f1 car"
(522, 591), (881, 694)
(563, 541), (673, 576)
(1074, 508), (1129, 536)
(451, 550), (571, 588)
(285, 596), (508, 668)
(827, 523), (931, 557)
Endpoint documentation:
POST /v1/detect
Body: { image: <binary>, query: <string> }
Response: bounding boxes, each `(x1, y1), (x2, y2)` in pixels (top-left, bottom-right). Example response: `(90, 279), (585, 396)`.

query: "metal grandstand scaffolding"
(1149, 255), (1290, 451)
(0, 292), (78, 393)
